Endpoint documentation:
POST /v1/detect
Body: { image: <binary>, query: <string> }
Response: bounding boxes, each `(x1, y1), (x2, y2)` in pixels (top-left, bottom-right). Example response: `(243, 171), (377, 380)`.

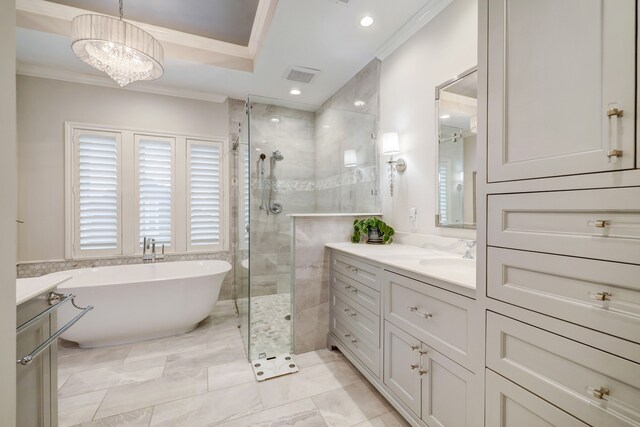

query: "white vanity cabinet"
(327, 248), (478, 427)
(487, 0), (636, 182)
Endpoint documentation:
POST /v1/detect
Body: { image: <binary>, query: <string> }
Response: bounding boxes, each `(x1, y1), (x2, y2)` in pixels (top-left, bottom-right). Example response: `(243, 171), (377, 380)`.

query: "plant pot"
(366, 227), (384, 244)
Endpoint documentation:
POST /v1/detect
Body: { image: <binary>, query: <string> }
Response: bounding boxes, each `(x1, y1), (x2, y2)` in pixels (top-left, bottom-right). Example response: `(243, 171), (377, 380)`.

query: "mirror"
(435, 67), (477, 229)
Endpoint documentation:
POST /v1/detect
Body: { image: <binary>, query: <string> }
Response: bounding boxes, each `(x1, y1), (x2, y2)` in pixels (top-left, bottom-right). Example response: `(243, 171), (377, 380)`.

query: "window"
(187, 140), (224, 251)
(71, 129), (122, 257)
(66, 123), (226, 259)
(136, 136), (175, 248)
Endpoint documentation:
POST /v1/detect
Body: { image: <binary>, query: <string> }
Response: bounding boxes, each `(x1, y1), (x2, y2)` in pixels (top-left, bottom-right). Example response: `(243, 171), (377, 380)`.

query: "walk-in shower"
(233, 87), (380, 363)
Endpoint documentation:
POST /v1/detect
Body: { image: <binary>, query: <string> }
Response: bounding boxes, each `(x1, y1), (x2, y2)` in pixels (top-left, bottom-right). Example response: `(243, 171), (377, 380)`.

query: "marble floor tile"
(215, 398), (328, 427)
(312, 381), (393, 427)
(163, 344), (245, 376)
(124, 334), (208, 363)
(293, 349), (344, 369)
(352, 411), (412, 427)
(74, 407), (154, 427)
(58, 389), (107, 427)
(257, 359), (362, 409)
(59, 357), (166, 398)
(94, 369), (208, 420)
(149, 382), (262, 426)
(58, 346), (132, 380)
(207, 359), (255, 391)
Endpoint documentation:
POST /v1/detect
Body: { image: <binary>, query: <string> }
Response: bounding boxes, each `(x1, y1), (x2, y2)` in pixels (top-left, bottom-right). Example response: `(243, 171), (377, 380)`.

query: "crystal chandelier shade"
(72, 14), (164, 87)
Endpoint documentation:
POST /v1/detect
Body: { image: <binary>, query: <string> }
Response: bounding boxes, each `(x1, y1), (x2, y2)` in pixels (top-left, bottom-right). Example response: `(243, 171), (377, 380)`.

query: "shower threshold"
(251, 353), (299, 381)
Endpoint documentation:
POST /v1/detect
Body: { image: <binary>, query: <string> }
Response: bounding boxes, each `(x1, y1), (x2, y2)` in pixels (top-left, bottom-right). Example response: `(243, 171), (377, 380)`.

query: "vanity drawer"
(331, 252), (380, 291)
(487, 187), (640, 265)
(331, 290), (379, 347)
(331, 271), (380, 316)
(487, 312), (640, 427)
(486, 369), (588, 427)
(384, 271), (474, 369)
(488, 247), (640, 344)
(331, 315), (380, 377)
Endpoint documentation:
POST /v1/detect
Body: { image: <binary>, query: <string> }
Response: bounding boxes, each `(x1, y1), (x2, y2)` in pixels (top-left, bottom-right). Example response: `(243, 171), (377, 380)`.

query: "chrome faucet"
(142, 237), (165, 263)
(460, 240), (477, 260)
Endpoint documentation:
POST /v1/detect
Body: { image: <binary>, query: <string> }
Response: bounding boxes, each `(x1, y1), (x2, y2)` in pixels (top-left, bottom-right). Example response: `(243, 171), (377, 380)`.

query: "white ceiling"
(47, 0), (260, 46)
(16, 0), (452, 109)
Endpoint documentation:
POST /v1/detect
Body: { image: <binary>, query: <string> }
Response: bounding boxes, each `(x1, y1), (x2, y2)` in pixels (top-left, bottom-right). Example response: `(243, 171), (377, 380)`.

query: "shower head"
(271, 150), (284, 161)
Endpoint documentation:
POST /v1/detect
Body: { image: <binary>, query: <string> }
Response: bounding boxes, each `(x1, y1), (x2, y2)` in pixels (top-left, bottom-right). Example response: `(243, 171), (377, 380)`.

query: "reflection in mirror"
(436, 67), (477, 229)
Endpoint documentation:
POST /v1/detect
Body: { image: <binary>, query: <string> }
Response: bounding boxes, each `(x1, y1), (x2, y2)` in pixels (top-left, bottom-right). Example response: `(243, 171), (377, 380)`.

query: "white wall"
(0, 0), (17, 423)
(17, 76), (230, 262)
(379, 0), (477, 238)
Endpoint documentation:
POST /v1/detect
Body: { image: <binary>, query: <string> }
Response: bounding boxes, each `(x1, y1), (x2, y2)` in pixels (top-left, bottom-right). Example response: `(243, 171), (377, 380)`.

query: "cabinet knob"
(592, 387), (610, 400)
(607, 108), (624, 118)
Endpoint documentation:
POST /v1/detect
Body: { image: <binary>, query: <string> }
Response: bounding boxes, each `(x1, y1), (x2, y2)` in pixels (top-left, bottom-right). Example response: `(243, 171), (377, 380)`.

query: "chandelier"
(71, 0), (164, 87)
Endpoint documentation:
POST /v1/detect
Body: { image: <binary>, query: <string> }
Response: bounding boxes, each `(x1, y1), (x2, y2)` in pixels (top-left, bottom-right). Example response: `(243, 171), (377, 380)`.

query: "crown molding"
(375, 0), (453, 61)
(16, 0), (277, 72)
(17, 62), (228, 104)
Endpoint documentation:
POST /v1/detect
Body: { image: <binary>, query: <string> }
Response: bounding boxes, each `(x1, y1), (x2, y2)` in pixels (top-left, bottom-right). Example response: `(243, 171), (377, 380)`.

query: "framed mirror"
(435, 67), (477, 229)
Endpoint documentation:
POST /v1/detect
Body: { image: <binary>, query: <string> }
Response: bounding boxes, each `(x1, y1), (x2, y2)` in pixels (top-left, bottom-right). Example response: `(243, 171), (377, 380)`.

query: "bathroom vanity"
(326, 243), (481, 427)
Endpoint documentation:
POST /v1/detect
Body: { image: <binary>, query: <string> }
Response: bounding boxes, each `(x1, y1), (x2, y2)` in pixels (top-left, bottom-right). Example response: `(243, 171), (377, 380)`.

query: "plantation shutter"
(137, 136), (174, 247)
(188, 140), (223, 250)
(438, 160), (449, 224)
(74, 131), (121, 256)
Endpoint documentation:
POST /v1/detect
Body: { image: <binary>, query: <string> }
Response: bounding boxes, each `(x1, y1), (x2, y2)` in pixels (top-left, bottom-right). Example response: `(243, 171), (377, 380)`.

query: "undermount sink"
(418, 258), (476, 269)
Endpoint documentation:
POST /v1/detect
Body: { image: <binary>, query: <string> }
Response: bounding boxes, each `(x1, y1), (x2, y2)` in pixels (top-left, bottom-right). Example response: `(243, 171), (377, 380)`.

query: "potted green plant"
(351, 217), (395, 244)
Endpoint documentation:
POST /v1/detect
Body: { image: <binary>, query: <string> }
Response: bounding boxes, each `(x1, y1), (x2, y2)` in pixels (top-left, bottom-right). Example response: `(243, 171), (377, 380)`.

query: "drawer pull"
(410, 364), (419, 370)
(419, 350), (428, 356)
(349, 312), (357, 317)
(606, 149), (623, 158)
(607, 107), (624, 118)
(591, 291), (612, 302)
(410, 344), (419, 351)
(592, 387), (610, 400)
(594, 219), (608, 228)
(343, 308), (350, 312)
(344, 333), (351, 338)
(419, 369), (428, 376)
(408, 306), (433, 319)
(351, 338), (358, 344)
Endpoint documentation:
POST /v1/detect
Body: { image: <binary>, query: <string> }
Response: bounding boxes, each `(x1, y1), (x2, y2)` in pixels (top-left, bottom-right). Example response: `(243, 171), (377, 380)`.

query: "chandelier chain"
(119, 0), (123, 20)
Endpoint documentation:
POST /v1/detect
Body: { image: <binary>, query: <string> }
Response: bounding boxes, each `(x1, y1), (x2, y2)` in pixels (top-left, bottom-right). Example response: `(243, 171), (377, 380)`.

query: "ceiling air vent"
(284, 66), (321, 84)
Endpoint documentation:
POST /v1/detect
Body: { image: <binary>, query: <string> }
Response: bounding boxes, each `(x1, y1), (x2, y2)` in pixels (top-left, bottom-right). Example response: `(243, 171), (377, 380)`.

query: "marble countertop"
(16, 275), (72, 306)
(326, 242), (476, 290)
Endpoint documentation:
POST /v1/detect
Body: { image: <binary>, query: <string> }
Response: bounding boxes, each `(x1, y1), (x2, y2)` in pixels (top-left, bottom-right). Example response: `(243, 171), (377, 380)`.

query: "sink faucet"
(142, 237), (165, 263)
(460, 240), (476, 260)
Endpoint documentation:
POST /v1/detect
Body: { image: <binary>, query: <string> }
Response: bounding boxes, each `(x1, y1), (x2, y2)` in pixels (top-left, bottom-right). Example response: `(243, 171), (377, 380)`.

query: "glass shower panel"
(236, 104), (251, 358)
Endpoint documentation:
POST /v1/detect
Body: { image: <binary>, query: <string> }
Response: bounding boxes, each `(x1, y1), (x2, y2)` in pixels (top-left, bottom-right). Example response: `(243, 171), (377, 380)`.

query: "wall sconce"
(382, 132), (406, 197)
(344, 149), (358, 167)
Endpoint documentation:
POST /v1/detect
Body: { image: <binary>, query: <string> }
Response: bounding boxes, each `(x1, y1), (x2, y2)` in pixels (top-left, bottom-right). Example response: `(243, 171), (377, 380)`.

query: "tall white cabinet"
(487, 0), (636, 182)
(480, 0), (640, 425)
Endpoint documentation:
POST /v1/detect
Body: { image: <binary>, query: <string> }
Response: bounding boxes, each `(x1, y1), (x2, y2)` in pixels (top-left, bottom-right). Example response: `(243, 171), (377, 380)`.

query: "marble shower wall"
(292, 215), (373, 354)
(314, 59), (381, 213)
(249, 101), (316, 297)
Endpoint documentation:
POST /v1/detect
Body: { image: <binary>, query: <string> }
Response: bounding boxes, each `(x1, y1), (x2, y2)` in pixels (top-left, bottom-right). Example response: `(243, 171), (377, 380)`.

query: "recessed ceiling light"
(439, 114), (450, 119)
(270, 117), (280, 123)
(354, 100), (366, 107)
(360, 16), (374, 27)
(290, 89), (301, 95)
(322, 124), (331, 129)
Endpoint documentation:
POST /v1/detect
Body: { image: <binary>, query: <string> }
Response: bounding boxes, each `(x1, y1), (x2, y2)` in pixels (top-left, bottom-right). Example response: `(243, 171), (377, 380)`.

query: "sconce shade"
(382, 132), (400, 155)
(344, 149), (357, 167)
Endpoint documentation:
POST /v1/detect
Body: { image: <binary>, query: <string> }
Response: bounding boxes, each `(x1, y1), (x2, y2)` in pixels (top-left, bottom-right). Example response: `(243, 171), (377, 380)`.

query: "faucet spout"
(460, 239), (477, 260)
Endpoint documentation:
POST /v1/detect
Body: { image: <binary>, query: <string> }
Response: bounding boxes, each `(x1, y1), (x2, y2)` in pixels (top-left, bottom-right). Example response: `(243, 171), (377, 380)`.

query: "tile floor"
(57, 300), (409, 427)
(249, 293), (292, 359)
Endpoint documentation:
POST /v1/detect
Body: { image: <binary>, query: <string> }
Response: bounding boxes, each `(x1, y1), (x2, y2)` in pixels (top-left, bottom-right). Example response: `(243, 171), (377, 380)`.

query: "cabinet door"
(383, 322), (421, 416)
(421, 345), (475, 427)
(488, 0), (636, 182)
(486, 370), (587, 427)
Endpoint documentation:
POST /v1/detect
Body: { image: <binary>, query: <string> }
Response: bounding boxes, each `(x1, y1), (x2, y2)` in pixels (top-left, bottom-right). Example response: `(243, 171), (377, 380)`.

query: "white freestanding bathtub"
(50, 260), (231, 348)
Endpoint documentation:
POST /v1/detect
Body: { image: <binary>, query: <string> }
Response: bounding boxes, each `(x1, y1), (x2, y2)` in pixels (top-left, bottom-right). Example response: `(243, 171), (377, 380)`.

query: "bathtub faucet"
(143, 237), (165, 263)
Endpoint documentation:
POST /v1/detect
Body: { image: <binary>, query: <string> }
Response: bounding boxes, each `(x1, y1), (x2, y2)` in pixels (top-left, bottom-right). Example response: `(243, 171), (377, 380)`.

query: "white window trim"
(65, 126), (123, 259)
(65, 122), (229, 260)
(186, 138), (228, 253)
